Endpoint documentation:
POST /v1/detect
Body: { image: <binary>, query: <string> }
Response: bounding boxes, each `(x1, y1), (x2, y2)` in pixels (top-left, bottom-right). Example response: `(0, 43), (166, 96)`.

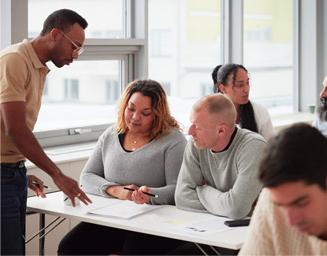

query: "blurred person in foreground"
(239, 123), (327, 255)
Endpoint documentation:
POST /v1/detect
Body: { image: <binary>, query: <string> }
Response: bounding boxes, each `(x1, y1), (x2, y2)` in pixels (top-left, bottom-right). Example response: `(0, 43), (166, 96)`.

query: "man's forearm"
(8, 125), (62, 178)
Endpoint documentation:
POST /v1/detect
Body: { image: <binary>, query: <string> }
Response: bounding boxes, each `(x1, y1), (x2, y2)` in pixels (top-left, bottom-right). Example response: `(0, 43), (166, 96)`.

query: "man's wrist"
(49, 169), (63, 179)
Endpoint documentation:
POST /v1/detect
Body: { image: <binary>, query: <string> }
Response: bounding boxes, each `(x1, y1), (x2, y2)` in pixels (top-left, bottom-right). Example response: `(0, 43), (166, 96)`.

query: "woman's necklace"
(125, 132), (150, 151)
(131, 139), (137, 150)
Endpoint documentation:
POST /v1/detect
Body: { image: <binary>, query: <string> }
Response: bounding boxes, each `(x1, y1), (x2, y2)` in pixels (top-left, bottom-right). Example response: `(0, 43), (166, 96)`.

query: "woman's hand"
(28, 175), (46, 198)
(131, 185), (150, 204)
(106, 184), (139, 200)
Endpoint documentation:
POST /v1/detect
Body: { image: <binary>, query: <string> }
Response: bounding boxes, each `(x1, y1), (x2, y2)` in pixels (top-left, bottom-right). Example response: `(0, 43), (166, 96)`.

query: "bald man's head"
(193, 94), (237, 128)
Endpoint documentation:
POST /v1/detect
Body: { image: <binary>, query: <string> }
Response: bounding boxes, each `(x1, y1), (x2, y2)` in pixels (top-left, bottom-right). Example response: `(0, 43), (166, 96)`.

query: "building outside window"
(1, 0), (323, 147)
(106, 80), (120, 104)
(64, 79), (79, 101)
(148, 0), (221, 127)
(27, 0), (127, 136)
(243, 0), (293, 114)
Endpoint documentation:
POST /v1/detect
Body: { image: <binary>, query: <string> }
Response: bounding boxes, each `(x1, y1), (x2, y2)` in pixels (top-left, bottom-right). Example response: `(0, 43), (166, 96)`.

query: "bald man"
(175, 94), (266, 219)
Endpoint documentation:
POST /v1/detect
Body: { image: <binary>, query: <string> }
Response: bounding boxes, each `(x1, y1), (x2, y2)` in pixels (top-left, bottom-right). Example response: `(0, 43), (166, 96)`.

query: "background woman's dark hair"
(211, 65), (222, 92)
(41, 9), (88, 35)
(211, 63), (258, 133)
(259, 123), (327, 190)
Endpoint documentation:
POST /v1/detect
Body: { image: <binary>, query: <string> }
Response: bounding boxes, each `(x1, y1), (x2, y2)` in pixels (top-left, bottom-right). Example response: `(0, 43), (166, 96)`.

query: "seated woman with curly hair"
(58, 79), (187, 255)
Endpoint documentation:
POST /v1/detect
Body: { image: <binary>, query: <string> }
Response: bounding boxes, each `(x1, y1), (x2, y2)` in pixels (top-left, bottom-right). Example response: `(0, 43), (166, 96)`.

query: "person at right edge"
(239, 123), (327, 255)
(312, 75), (327, 136)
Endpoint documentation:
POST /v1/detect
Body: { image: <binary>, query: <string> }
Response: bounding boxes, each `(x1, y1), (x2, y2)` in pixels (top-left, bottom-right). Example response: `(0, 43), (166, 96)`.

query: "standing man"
(313, 76), (327, 136)
(239, 123), (327, 255)
(0, 9), (91, 255)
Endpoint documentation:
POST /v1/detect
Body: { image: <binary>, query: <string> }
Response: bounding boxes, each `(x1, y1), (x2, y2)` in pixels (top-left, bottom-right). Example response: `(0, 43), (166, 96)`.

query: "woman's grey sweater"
(80, 125), (187, 205)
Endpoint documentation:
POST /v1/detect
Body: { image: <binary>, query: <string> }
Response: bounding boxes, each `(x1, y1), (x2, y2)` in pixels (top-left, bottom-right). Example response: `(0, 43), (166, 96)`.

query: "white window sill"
(272, 112), (315, 132)
(26, 112), (315, 168)
(25, 142), (96, 168)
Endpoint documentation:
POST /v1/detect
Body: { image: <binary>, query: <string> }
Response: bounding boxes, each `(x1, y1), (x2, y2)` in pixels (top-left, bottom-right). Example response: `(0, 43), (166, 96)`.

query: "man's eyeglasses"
(59, 31), (84, 56)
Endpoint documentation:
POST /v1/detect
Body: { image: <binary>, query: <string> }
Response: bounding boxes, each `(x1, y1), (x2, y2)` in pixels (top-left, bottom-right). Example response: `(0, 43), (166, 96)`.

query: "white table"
(27, 192), (248, 255)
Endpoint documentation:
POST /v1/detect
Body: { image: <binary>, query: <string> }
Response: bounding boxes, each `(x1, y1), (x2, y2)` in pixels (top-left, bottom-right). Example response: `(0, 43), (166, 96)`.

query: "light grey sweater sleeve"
(80, 129), (118, 197)
(149, 136), (187, 205)
(175, 140), (207, 212)
(196, 138), (266, 219)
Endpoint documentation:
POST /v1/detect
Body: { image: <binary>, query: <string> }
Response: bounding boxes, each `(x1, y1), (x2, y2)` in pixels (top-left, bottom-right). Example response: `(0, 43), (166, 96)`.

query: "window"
(35, 60), (121, 132)
(43, 80), (49, 99)
(28, 0), (126, 38)
(148, 0), (222, 127)
(243, 0), (294, 115)
(23, 0), (144, 146)
(106, 80), (120, 104)
(160, 82), (171, 96)
(150, 29), (172, 57)
(64, 79), (79, 101)
(1, 1), (324, 148)
(201, 83), (214, 96)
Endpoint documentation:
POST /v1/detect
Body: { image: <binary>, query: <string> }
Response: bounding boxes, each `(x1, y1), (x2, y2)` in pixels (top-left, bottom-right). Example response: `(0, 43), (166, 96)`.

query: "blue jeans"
(1, 162), (27, 255)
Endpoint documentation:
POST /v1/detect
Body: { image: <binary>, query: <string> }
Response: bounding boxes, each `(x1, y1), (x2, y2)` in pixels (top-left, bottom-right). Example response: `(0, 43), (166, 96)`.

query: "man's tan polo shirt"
(0, 39), (49, 163)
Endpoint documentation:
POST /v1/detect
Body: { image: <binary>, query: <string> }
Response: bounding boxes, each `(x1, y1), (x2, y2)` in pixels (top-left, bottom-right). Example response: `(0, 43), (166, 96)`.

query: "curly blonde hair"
(116, 79), (180, 139)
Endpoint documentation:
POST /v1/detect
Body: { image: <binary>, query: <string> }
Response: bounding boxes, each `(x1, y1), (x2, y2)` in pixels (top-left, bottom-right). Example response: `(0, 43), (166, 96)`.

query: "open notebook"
(88, 200), (163, 219)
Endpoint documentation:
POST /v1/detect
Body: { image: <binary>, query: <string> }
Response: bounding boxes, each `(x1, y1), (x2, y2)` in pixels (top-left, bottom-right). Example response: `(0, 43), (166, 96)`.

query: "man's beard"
(318, 97), (327, 121)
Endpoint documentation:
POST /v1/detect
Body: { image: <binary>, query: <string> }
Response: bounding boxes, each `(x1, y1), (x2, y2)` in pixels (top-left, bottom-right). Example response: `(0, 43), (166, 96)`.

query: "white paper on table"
(183, 217), (231, 235)
(156, 215), (232, 236)
(88, 200), (163, 219)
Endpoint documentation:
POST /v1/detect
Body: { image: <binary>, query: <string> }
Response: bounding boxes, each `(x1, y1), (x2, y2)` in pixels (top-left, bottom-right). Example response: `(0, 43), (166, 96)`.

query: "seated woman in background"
(212, 64), (274, 140)
(58, 79), (187, 255)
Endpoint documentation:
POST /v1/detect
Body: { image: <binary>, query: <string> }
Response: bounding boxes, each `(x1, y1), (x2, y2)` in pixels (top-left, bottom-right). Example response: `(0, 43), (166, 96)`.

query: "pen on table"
(32, 181), (48, 189)
(124, 187), (159, 198)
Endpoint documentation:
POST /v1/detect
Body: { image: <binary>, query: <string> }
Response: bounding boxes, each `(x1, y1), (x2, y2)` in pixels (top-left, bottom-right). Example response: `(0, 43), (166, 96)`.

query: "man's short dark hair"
(259, 123), (327, 190)
(41, 9), (88, 36)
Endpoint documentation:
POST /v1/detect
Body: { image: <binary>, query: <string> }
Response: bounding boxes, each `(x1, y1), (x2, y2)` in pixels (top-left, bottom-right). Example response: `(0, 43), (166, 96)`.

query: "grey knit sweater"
(80, 125), (187, 205)
(175, 128), (266, 219)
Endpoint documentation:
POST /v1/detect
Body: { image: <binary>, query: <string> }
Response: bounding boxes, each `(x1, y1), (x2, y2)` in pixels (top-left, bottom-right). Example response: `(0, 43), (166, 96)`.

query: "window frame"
(1, 0), (326, 148)
(35, 39), (146, 147)
(1, 0), (148, 147)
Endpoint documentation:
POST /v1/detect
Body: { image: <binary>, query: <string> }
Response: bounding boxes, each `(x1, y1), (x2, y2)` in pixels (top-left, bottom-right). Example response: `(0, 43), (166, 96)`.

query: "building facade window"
(28, 0), (126, 38)
(243, 0), (294, 114)
(64, 79), (79, 101)
(149, 29), (172, 57)
(35, 60), (122, 132)
(20, 0), (140, 143)
(106, 80), (120, 104)
(2, 0), (324, 147)
(201, 83), (214, 97)
(148, 0), (221, 127)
